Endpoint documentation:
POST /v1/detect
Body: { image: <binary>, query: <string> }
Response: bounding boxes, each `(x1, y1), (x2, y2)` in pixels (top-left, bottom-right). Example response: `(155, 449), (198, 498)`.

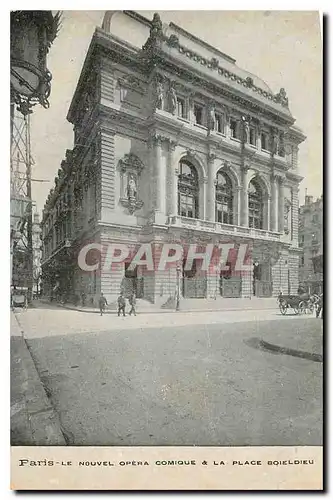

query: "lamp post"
(10, 11), (60, 303)
(176, 265), (181, 311)
(11, 10), (61, 115)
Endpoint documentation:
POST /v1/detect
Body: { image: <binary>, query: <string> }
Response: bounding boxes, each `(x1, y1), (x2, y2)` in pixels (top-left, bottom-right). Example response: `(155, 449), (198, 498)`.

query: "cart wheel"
(298, 301), (306, 315)
(279, 301), (288, 315)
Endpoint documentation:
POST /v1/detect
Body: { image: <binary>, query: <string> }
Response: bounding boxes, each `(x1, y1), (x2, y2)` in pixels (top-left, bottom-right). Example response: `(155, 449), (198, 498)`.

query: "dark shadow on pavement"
(245, 337), (323, 363)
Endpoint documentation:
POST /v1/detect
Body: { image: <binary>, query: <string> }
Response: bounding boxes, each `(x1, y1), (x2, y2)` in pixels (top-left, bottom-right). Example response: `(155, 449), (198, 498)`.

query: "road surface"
(14, 305), (323, 446)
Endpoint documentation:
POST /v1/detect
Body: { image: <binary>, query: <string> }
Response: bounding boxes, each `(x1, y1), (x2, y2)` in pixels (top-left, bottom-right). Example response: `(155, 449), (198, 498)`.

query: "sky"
(28, 10), (322, 213)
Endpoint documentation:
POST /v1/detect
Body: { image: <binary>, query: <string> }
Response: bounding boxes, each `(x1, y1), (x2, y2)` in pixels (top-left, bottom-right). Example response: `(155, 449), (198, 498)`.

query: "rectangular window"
(177, 97), (186, 119)
(215, 113), (224, 134)
(299, 235), (304, 247)
(230, 119), (238, 139)
(179, 193), (197, 219)
(300, 255), (304, 266)
(261, 132), (268, 150)
(194, 104), (203, 125)
(216, 201), (233, 225)
(249, 127), (256, 146)
(312, 232), (318, 245)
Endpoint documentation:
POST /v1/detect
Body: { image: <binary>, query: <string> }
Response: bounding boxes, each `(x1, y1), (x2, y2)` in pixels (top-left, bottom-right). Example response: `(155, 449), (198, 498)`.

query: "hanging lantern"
(10, 11), (61, 115)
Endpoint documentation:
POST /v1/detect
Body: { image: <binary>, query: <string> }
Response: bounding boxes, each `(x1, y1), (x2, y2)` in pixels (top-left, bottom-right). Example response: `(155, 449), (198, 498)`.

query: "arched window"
(178, 160), (199, 218)
(248, 179), (263, 229)
(216, 171), (233, 224)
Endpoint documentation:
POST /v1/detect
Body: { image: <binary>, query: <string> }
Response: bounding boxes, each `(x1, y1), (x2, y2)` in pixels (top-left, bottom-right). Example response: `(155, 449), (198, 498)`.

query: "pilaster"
(270, 174), (278, 232)
(277, 175), (286, 233)
(206, 153), (216, 222)
(167, 139), (178, 216)
(240, 165), (249, 226)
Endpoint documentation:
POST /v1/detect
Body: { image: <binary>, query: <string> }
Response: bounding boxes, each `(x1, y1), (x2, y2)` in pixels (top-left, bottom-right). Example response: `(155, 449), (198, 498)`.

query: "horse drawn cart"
(278, 294), (315, 315)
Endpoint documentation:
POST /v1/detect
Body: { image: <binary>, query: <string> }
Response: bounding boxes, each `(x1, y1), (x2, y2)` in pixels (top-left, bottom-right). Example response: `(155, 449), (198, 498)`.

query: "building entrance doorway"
(182, 259), (207, 298)
(253, 262), (272, 297)
(123, 262), (142, 298)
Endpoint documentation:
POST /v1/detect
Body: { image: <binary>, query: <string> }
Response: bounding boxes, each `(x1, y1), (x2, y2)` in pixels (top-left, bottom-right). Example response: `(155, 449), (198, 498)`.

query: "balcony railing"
(167, 215), (281, 241)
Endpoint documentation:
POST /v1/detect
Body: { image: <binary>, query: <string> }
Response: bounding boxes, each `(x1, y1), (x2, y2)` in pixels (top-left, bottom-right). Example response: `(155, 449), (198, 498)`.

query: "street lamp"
(10, 11), (61, 302)
(176, 265), (181, 311)
(11, 10), (61, 115)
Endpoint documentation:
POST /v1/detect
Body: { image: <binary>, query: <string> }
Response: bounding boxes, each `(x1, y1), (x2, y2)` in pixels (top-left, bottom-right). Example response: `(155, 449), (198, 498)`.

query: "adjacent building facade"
(299, 194), (323, 294)
(41, 11), (306, 305)
(32, 212), (42, 295)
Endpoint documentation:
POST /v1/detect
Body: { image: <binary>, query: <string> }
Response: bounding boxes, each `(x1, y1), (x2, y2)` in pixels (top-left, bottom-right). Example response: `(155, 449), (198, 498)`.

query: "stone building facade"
(41, 11), (306, 305)
(299, 194), (323, 294)
(32, 212), (42, 295)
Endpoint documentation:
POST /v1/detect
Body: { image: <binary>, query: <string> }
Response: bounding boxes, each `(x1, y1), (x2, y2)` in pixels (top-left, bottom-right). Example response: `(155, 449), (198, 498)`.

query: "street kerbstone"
(11, 312), (67, 446)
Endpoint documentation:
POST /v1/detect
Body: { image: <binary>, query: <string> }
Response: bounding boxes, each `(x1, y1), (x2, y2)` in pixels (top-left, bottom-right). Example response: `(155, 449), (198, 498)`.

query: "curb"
(11, 313), (67, 446)
(41, 301), (278, 315)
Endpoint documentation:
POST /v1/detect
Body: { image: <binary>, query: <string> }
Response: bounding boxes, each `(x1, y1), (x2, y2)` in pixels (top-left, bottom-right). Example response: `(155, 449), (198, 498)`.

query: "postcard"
(10, 9), (323, 490)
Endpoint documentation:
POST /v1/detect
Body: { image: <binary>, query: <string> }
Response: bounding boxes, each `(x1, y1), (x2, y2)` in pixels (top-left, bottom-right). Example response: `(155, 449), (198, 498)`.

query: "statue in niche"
(271, 131), (279, 155)
(284, 198), (291, 234)
(208, 103), (216, 131)
(168, 85), (177, 114)
(127, 174), (137, 200)
(156, 81), (164, 110)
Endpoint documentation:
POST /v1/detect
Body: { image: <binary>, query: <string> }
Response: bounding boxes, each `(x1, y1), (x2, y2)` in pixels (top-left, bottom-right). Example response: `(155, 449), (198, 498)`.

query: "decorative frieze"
(161, 35), (290, 109)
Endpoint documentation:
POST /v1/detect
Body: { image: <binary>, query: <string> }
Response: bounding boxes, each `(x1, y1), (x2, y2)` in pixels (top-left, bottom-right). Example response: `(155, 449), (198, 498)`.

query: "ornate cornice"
(157, 31), (292, 112)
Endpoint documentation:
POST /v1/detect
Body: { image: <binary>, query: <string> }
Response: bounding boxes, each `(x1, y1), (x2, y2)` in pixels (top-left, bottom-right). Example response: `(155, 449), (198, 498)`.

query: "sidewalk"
(39, 296), (278, 315)
(11, 311), (66, 446)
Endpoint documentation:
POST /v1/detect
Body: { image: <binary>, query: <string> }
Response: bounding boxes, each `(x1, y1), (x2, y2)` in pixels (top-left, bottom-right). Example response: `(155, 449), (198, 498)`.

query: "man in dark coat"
(99, 293), (108, 316)
(129, 292), (137, 316)
(117, 292), (126, 317)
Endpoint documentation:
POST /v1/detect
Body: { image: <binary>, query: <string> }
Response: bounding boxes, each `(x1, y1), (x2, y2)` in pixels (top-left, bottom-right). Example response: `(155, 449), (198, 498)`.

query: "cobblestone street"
(11, 304), (323, 447)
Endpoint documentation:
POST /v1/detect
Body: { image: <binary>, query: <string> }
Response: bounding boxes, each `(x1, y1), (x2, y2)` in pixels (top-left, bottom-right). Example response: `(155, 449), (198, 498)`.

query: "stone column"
(270, 174), (278, 232)
(167, 140), (178, 216)
(278, 175), (285, 233)
(240, 166), (249, 226)
(206, 153), (216, 222)
(291, 186), (299, 243)
(235, 186), (242, 226)
(257, 122), (262, 151)
(264, 194), (271, 231)
(201, 177), (207, 220)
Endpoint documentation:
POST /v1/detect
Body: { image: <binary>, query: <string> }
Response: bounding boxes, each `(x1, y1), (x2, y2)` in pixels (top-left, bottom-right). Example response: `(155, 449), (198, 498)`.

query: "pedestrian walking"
(315, 293), (323, 319)
(129, 292), (137, 316)
(99, 293), (108, 316)
(117, 292), (126, 317)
